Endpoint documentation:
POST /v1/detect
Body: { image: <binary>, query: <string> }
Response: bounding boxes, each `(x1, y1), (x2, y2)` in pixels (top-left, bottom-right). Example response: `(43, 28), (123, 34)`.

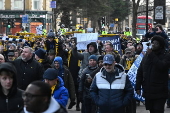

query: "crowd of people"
(0, 24), (170, 113)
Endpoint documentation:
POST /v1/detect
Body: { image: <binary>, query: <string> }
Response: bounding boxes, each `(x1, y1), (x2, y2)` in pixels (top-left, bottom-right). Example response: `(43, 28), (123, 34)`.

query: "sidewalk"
(67, 103), (170, 113)
(136, 104), (170, 113)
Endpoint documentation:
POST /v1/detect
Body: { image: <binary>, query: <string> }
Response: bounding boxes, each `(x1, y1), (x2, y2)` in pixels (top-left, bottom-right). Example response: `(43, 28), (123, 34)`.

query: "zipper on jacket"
(6, 97), (9, 113)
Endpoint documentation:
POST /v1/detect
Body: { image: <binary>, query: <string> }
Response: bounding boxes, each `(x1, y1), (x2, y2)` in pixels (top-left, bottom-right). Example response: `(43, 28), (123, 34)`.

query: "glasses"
(104, 63), (112, 66)
(22, 92), (45, 99)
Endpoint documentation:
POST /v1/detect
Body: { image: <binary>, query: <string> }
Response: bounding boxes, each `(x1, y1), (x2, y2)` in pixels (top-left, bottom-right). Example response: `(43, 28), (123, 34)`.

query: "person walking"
(136, 35), (170, 113)
(90, 54), (133, 113)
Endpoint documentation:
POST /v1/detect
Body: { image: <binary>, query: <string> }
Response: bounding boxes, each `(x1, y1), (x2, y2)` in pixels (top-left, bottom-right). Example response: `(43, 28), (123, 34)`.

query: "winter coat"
(136, 49), (170, 99)
(90, 64), (133, 113)
(79, 65), (98, 99)
(18, 97), (67, 113)
(0, 62), (24, 113)
(52, 76), (69, 107)
(11, 58), (44, 90)
(53, 57), (75, 101)
(72, 42), (100, 75)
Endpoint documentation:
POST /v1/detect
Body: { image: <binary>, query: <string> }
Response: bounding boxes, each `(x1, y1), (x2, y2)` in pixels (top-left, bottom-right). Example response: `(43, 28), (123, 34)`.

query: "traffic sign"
(22, 15), (29, 23)
(50, 1), (56, 8)
(155, 6), (163, 19)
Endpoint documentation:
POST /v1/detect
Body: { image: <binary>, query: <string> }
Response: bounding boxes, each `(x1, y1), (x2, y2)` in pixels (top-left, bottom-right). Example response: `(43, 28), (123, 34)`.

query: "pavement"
(67, 103), (170, 113)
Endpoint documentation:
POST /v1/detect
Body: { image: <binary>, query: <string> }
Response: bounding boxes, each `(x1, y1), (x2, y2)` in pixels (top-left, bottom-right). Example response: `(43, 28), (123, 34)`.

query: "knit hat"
(125, 48), (132, 54)
(88, 55), (97, 61)
(47, 31), (55, 39)
(35, 48), (46, 59)
(43, 68), (58, 80)
(7, 52), (14, 56)
(48, 49), (55, 55)
(151, 35), (165, 48)
(103, 54), (115, 64)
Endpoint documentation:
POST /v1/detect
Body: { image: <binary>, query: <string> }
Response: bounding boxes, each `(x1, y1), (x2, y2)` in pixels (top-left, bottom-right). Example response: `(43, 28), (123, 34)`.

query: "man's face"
(14, 52), (19, 58)
(88, 45), (95, 53)
(125, 52), (132, 58)
(23, 84), (46, 112)
(136, 44), (143, 51)
(45, 79), (57, 87)
(0, 55), (5, 64)
(127, 43), (132, 48)
(98, 60), (103, 68)
(152, 40), (160, 51)
(21, 48), (33, 61)
(54, 61), (60, 69)
(0, 71), (13, 90)
(8, 55), (15, 61)
(48, 54), (55, 61)
(48, 38), (53, 42)
(104, 63), (115, 73)
(88, 59), (97, 67)
(105, 45), (113, 53)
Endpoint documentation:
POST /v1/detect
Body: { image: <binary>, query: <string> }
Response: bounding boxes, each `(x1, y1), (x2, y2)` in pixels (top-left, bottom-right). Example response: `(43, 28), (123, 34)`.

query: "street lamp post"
(146, 0), (149, 33)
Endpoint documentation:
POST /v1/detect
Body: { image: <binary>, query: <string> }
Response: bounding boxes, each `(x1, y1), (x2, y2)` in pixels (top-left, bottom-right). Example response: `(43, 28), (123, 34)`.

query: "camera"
(152, 28), (158, 32)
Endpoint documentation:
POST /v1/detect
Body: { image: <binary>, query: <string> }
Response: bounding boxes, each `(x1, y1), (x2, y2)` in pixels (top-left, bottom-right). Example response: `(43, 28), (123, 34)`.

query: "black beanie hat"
(98, 55), (104, 61)
(35, 48), (46, 59)
(151, 35), (165, 48)
(47, 32), (55, 38)
(87, 42), (97, 53)
(43, 68), (58, 80)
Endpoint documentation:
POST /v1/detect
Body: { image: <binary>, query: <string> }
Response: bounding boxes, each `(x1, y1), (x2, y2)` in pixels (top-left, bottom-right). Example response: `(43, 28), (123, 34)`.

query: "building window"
(0, 0), (5, 10)
(33, 0), (40, 10)
(14, 0), (23, 10)
(0, 0), (2, 9)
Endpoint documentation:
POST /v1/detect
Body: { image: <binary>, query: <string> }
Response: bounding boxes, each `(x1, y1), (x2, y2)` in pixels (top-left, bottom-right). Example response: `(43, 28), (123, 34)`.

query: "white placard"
(74, 33), (98, 50)
(74, 33), (98, 42)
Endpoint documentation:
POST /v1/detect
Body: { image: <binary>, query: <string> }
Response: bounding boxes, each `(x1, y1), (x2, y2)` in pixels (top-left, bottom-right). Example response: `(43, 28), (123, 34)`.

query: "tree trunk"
(132, 0), (140, 39)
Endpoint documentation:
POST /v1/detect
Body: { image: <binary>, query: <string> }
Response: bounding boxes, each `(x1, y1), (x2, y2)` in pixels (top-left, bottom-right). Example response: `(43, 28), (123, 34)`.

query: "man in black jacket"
(11, 46), (44, 90)
(136, 35), (170, 113)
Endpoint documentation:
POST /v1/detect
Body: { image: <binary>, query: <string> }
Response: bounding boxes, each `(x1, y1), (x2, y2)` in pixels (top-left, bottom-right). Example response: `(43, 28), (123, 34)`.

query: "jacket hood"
(0, 62), (17, 97)
(57, 76), (64, 87)
(53, 57), (63, 69)
(87, 42), (98, 53)
(24, 97), (60, 113)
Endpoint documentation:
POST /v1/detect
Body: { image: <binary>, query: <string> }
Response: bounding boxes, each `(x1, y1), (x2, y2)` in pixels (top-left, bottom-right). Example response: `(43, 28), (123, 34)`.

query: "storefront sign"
(0, 14), (46, 18)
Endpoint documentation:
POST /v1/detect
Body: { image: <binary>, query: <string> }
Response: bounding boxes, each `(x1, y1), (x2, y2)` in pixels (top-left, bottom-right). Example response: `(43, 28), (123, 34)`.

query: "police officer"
(101, 27), (107, 35)
(78, 26), (85, 33)
(58, 24), (66, 35)
(124, 27), (132, 36)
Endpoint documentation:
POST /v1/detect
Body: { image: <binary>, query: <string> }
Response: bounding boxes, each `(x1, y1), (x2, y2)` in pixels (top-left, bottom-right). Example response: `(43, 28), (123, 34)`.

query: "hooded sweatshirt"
(53, 57), (64, 81)
(0, 62), (23, 113)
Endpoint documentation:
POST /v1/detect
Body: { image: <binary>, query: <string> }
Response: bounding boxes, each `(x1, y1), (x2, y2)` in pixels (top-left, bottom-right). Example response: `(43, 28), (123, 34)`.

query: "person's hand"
(136, 90), (141, 95)
(86, 78), (92, 83)
(148, 29), (152, 33)
(146, 47), (152, 54)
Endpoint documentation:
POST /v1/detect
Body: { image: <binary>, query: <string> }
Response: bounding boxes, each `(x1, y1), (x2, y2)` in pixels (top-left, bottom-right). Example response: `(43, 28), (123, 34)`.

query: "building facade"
(0, 0), (52, 35)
